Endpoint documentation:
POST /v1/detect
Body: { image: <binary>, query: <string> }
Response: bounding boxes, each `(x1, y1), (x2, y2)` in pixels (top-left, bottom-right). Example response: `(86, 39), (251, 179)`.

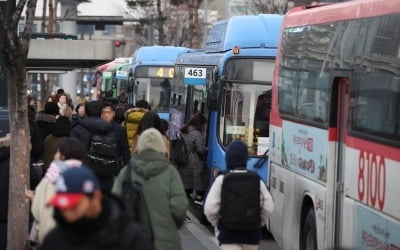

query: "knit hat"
(137, 128), (166, 154)
(44, 102), (59, 116)
(48, 167), (100, 210)
(225, 140), (248, 170)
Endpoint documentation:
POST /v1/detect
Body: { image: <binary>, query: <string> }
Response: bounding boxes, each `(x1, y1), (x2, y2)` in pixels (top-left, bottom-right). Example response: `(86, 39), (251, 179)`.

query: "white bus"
(268, 0), (400, 249)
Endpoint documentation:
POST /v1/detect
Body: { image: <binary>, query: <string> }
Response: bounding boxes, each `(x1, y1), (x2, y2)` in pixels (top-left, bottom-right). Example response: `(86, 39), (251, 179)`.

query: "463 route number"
(184, 67), (206, 78)
(358, 150), (386, 210)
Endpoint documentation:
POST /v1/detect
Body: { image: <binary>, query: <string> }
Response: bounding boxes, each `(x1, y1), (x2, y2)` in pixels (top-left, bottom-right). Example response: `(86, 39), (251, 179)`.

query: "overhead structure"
(27, 39), (115, 71)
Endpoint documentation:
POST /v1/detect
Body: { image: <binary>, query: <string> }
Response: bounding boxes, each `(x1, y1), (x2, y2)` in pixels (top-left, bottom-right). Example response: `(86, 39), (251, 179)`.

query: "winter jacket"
(31, 159), (82, 245)
(112, 149), (188, 250)
(71, 114), (85, 128)
(41, 194), (151, 250)
(132, 133), (170, 159)
(204, 174), (274, 245)
(29, 115), (43, 163)
(35, 113), (57, 142)
(177, 125), (207, 191)
(110, 121), (131, 167)
(69, 117), (113, 151)
(123, 108), (148, 148)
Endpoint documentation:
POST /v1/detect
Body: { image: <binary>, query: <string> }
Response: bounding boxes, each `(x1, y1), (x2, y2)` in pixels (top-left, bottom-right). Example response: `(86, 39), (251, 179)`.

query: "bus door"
(332, 77), (349, 247)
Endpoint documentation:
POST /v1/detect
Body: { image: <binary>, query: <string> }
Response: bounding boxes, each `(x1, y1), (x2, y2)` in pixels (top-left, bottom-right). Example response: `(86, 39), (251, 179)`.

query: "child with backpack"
(204, 140), (274, 250)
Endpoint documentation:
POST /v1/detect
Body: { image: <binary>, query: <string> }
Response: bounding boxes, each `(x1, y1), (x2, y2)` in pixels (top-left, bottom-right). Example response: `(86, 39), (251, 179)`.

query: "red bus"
(268, 0), (400, 249)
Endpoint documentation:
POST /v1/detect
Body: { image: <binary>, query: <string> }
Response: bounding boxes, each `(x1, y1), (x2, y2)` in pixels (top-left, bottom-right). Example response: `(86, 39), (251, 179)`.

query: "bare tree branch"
(21, 0), (38, 52)
(12, 0), (28, 29)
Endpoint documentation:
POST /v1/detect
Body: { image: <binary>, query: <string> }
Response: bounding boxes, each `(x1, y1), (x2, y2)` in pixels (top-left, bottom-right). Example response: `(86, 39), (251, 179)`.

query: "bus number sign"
(357, 150), (386, 210)
(184, 67), (206, 85)
(136, 67), (174, 78)
(156, 67), (174, 78)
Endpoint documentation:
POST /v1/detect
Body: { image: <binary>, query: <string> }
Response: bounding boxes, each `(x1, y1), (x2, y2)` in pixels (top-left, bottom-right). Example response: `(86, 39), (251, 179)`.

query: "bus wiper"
(254, 149), (269, 169)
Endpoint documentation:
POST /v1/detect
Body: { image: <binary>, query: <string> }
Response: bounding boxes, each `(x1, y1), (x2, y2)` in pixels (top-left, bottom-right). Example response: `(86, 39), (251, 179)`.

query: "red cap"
(48, 193), (85, 210)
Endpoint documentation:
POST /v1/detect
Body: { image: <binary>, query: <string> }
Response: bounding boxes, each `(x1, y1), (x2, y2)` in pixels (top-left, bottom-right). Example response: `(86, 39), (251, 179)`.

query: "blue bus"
(127, 46), (191, 120)
(170, 14), (283, 182)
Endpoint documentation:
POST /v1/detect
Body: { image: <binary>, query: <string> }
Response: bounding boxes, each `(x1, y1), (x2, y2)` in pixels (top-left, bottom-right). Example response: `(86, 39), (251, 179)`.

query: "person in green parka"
(112, 128), (188, 250)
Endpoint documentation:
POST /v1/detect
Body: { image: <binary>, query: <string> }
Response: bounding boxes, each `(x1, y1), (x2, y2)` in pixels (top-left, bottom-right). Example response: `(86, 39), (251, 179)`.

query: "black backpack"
(121, 163), (155, 249)
(87, 130), (121, 176)
(170, 132), (189, 166)
(121, 164), (142, 221)
(220, 169), (261, 230)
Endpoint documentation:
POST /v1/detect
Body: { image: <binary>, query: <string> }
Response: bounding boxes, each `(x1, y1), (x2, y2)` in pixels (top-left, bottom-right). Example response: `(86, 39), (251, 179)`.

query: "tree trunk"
(0, 0), (37, 249)
(41, 0), (47, 32)
(187, 0), (194, 48)
(48, 0), (54, 33)
(40, 0), (47, 107)
(6, 63), (30, 250)
(156, 0), (165, 45)
(191, 0), (200, 49)
(46, 0), (58, 98)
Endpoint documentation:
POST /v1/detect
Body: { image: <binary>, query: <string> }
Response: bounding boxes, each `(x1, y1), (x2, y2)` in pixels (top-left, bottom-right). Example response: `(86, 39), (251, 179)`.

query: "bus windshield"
(219, 83), (272, 156)
(219, 58), (274, 156)
(134, 66), (174, 113)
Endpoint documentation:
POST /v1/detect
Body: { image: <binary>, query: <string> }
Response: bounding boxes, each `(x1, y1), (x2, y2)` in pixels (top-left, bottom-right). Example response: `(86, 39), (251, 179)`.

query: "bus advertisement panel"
(268, 1), (400, 249)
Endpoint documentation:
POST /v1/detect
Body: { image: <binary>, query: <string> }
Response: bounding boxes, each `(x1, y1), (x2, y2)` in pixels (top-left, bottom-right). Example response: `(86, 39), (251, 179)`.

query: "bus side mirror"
(207, 82), (220, 110)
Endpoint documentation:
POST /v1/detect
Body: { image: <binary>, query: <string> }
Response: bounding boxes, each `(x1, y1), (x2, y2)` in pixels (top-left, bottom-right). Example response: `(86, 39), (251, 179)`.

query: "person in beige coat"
(30, 138), (85, 245)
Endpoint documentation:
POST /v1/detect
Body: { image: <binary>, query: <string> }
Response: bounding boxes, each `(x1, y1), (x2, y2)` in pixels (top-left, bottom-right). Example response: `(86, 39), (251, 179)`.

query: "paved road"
(179, 204), (280, 250)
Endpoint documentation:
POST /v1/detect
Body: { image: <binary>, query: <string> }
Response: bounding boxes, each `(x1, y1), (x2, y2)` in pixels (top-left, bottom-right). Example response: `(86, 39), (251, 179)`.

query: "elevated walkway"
(27, 39), (114, 71)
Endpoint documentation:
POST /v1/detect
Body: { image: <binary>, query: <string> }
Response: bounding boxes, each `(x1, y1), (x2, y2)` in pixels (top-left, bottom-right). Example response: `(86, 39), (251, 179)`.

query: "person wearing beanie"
(204, 140), (274, 250)
(112, 128), (188, 250)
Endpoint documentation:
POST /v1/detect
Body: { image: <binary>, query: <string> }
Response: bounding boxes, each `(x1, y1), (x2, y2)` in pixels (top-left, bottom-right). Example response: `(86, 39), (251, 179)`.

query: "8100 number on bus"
(358, 150), (386, 211)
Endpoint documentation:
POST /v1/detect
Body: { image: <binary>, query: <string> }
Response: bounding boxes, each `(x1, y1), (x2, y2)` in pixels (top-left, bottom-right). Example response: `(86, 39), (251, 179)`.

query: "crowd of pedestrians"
(0, 88), (274, 250)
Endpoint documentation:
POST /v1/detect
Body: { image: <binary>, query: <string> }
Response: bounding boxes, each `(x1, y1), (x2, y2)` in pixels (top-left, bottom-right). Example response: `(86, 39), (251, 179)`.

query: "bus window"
(350, 71), (400, 142)
(278, 69), (330, 124)
(254, 90), (271, 137)
(219, 83), (270, 156)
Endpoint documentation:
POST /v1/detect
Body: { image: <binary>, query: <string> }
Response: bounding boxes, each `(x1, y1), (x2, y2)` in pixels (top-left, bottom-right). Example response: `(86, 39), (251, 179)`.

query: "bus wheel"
(301, 209), (317, 250)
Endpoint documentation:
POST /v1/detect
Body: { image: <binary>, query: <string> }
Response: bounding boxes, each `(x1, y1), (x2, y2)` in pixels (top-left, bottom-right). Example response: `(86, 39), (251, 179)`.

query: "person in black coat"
(0, 146), (9, 250)
(70, 101), (113, 151)
(41, 168), (151, 250)
(100, 102), (130, 167)
(29, 96), (44, 187)
(69, 101), (115, 191)
(35, 102), (58, 140)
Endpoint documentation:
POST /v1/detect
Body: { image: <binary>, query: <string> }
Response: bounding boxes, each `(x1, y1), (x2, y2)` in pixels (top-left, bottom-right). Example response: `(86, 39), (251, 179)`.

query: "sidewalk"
(179, 211), (219, 250)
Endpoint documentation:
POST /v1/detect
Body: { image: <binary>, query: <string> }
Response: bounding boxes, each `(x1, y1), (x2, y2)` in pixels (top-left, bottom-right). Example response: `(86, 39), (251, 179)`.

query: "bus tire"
(301, 209), (317, 250)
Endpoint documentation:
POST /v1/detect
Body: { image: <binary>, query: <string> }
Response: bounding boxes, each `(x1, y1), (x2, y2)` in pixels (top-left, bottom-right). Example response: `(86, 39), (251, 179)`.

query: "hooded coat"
(124, 107), (148, 148)
(112, 149), (188, 250)
(204, 140), (274, 246)
(69, 117), (113, 151)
